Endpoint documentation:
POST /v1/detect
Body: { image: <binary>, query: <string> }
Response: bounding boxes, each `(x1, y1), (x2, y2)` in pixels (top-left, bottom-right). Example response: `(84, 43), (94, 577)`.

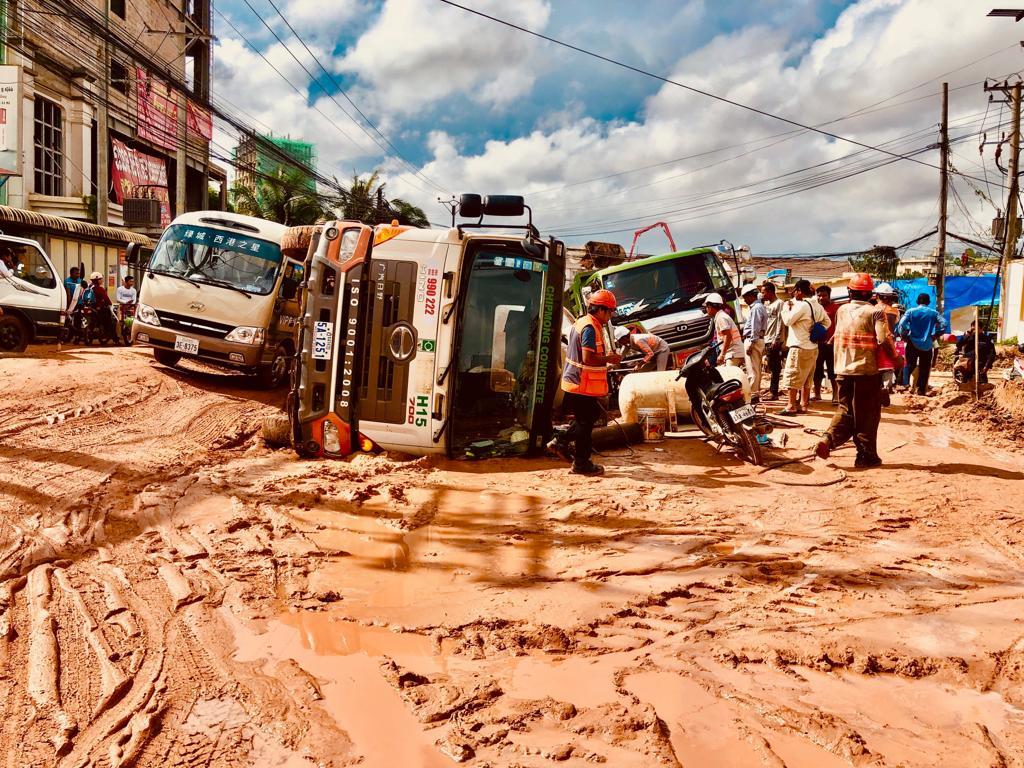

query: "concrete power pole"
(936, 82), (949, 313)
(1001, 82), (1021, 340)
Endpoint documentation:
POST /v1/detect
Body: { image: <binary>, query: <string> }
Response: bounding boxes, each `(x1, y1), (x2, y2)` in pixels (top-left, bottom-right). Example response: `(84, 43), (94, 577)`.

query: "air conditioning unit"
(123, 197), (161, 228)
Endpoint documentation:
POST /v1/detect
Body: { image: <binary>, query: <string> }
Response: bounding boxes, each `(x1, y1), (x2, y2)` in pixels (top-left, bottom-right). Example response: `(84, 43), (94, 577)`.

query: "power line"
(257, 0), (449, 194)
(438, 0), (1002, 188)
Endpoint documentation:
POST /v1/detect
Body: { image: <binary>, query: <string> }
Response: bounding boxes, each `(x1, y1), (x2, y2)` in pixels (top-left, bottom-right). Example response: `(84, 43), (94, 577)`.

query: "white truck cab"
(0, 233), (66, 352)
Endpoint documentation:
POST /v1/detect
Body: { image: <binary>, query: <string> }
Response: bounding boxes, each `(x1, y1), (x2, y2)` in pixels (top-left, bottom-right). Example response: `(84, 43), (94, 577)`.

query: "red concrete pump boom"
(627, 221), (676, 260)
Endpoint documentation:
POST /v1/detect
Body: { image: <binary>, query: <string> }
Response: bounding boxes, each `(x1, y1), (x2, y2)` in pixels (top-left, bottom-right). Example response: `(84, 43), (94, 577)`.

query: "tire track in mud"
(0, 350), (351, 766)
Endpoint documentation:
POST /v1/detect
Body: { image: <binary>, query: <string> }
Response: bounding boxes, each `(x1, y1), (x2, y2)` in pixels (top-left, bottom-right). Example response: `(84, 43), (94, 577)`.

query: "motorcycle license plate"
(729, 404), (756, 424)
(312, 321), (333, 360)
(174, 335), (200, 355)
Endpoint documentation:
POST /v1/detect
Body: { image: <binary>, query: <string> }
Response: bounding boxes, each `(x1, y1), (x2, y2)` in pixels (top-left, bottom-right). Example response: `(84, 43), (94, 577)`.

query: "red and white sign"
(135, 67), (213, 151)
(110, 138), (171, 227)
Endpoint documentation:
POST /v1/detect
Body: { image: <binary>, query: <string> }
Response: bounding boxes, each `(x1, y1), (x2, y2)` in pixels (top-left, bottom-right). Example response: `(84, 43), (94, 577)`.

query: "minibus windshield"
(149, 224), (283, 296)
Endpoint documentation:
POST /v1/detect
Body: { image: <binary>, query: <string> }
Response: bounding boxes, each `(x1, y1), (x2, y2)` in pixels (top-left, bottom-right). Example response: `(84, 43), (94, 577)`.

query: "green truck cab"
(566, 246), (737, 367)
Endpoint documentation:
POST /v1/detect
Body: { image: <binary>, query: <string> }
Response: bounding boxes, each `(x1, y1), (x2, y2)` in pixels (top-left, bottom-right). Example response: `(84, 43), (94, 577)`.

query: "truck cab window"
(451, 253), (546, 453)
(0, 243), (56, 289)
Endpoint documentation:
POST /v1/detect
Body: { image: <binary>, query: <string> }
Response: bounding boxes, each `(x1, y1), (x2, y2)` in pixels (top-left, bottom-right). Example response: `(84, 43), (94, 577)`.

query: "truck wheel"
(153, 348), (182, 368)
(0, 315), (29, 352)
(256, 345), (291, 389)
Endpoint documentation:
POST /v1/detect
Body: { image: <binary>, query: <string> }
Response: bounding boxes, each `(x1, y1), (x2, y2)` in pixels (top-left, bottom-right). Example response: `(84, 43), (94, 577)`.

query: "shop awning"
(0, 205), (154, 247)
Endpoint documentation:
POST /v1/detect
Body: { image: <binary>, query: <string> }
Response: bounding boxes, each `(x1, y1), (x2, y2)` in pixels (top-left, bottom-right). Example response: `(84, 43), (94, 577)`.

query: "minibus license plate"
(174, 335), (199, 355)
(729, 404), (755, 424)
(312, 321), (333, 360)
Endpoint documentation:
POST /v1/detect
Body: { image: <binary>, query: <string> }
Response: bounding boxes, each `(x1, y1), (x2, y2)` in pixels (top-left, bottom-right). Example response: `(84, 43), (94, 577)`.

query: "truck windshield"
(148, 224), (282, 296)
(604, 253), (715, 321)
(451, 250), (547, 454)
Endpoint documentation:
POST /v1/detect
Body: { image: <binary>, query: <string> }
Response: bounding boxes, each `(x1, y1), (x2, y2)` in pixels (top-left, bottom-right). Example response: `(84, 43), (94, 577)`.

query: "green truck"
(566, 246), (739, 367)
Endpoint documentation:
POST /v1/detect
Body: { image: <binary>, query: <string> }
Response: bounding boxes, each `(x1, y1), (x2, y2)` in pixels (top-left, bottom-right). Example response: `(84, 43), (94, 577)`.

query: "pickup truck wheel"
(0, 315), (29, 352)
(153, 348), (182, 368)
(256, 345), (290, 389)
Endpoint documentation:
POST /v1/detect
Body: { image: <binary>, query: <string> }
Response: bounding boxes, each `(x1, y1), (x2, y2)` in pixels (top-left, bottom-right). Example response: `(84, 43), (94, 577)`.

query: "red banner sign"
(110, 138), (171, 227)
(135, 67), (213, 150)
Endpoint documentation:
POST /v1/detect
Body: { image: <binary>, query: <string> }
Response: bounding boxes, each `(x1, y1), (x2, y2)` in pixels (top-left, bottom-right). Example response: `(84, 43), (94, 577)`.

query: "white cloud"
(387, 0), (1020, 253)
(340, 0), (551, 114)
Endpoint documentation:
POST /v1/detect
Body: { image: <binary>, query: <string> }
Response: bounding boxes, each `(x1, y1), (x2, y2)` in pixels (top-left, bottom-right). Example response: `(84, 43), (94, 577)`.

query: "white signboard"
(0, 65), (21, 176)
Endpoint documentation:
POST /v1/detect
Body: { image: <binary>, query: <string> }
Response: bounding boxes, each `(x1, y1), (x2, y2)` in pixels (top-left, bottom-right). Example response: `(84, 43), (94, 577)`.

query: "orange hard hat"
(588, 289), (617, 309)
(848, 272), (874, 291)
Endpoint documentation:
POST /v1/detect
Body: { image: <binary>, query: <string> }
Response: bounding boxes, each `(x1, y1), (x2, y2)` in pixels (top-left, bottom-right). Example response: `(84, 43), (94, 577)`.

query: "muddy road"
(1, 346), (1022, 767)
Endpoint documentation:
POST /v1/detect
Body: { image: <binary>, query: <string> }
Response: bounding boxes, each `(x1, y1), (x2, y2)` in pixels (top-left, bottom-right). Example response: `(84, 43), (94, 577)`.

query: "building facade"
(0, 0), (218, 248)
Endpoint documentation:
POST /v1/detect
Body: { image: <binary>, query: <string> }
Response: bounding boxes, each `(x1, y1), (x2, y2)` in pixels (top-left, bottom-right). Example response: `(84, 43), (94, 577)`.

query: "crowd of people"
(62, 267), (137, 343)
(551, 274), (992, 476)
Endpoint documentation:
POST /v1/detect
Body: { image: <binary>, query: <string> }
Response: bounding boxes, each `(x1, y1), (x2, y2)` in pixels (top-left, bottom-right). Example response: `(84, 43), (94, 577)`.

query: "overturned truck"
(288, 195), (566, 459)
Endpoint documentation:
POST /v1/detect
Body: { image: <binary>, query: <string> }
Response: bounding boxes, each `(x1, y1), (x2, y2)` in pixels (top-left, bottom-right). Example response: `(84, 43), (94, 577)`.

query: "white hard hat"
(703, 292), (725, 306)
(90, 271), (103, 280)
(874, 282), (896, 295)
(739, 283), (759, 296)
(613, 325), (630, 344)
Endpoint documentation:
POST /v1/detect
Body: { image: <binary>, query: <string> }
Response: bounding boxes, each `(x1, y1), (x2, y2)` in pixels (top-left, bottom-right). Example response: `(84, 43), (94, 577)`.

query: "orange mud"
(1, 347), (1023, 767)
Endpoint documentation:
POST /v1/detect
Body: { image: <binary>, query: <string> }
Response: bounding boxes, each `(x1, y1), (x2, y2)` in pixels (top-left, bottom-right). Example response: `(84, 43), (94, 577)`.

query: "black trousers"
(814, 343), (835, 387)
(559, 392), (600, 468)
(903, 344), (932, 394)
(766, 342), (785, 397)
(827, 374), (882, 460)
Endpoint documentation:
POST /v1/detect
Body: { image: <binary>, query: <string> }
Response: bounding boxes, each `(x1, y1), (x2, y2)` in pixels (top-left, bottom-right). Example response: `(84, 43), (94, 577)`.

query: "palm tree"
(388, 198), (430, 227)
(230, 167), (325, 225)
(331, 170), (430, 227)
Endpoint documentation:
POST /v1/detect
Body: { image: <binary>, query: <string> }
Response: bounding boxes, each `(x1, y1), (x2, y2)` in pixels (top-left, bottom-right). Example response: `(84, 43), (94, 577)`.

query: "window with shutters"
(33, 96), (64, 197)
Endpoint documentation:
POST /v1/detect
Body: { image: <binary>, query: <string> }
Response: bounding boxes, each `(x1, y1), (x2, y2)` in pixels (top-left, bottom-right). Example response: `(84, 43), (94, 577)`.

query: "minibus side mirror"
(281, 277), (299, 301)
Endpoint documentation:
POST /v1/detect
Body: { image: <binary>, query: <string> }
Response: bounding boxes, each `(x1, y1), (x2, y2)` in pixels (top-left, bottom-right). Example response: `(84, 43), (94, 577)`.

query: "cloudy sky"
(212, 0), (1023, 256)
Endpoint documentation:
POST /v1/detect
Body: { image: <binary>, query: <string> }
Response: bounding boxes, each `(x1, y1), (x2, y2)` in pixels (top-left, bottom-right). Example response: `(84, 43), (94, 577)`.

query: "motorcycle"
(118, 303), (136, 346)
(676, 342), (767, 466)
(83, 305), (119, 346)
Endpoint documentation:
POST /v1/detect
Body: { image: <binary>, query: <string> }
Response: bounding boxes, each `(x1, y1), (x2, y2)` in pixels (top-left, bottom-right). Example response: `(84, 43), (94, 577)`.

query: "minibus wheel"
(153, 348), (182, 368)
(257, 344), (290, 389)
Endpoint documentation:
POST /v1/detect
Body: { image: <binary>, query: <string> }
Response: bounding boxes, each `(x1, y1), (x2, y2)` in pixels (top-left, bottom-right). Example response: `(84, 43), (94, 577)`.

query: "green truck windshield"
(604, 254), (717, 321)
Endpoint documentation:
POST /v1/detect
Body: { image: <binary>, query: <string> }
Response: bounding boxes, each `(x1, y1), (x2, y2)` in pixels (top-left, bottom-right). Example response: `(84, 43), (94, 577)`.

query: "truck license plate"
(174, 335), (199, 355)
(729, 403), (756, 424)
(312, 321), (333, 360)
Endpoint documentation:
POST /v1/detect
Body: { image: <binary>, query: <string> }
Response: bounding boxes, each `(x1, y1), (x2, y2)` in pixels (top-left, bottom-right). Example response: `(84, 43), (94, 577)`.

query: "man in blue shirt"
(740, 284), (767, 401)
(896, 293), (945, 395)
(63, 267), (81, 302)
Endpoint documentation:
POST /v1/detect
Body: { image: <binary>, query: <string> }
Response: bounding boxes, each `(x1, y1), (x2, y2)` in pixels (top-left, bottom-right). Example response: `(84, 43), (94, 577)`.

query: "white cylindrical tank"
(618, 365), (750, 424)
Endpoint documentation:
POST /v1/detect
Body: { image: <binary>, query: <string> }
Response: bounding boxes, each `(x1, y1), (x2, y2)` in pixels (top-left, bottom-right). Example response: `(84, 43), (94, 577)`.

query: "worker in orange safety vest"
(548, 289), (622, 476)
(816, 273), (897, 468)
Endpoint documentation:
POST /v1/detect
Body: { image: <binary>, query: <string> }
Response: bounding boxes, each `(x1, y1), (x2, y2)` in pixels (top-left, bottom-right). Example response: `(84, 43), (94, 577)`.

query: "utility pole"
(96, 1), (109, 226)
(936, 82), (949, 313)
(1002, 82), (1021, 340)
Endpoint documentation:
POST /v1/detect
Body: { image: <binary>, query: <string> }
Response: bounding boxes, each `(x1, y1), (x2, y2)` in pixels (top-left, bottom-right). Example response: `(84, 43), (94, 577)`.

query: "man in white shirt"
(779, 279), (830, 415)
(703, 293), (745, 367)
(116, 275), (137, 306)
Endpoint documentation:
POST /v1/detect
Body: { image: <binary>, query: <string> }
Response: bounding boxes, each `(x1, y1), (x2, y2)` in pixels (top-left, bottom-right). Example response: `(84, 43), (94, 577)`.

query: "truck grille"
(155, 310), (234, 339)
(652, 316), (712, 348)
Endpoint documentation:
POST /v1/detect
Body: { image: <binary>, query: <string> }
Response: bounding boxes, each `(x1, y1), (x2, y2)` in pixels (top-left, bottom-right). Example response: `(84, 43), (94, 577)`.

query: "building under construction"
(233, 134), (318, 194)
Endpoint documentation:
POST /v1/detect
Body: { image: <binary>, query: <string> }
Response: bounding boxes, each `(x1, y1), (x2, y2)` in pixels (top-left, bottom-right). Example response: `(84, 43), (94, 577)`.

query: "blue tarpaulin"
(891, 276), (999, 326)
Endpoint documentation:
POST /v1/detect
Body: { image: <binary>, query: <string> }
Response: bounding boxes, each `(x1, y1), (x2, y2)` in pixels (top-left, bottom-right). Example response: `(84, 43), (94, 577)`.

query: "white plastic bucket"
(637, 407), (667, 442)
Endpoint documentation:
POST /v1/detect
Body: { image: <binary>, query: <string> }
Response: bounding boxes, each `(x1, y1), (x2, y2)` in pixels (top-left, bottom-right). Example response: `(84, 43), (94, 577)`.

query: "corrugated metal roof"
(0, 205), (154, 246)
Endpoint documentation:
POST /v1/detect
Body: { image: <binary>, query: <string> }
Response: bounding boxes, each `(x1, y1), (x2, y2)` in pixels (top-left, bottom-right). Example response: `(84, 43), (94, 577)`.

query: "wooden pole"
(974, 305), (980, 400)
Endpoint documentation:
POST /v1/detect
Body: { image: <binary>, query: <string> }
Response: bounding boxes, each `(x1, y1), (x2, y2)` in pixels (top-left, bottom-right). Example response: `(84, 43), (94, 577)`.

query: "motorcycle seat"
(707, 379), (741, 401)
